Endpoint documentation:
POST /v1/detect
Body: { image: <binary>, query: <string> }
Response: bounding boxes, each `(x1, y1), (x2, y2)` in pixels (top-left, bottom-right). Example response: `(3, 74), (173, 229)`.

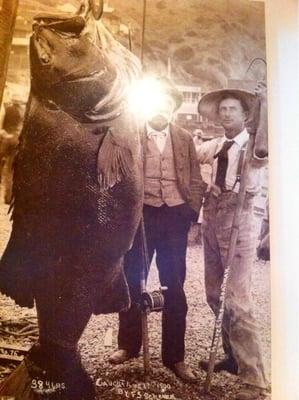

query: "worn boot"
(109, 349), (139, 365)
(235, 384), (268, 400)
(199, 357), (238, 375)
(165, 362), (198, 383)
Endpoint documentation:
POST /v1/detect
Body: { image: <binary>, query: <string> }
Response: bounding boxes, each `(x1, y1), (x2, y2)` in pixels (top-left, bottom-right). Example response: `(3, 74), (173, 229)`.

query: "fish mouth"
(32, 30), (52, 65)
(32, 14), (86, 66)
(33, 14), (86, 36)
(63, 70), (106, 83)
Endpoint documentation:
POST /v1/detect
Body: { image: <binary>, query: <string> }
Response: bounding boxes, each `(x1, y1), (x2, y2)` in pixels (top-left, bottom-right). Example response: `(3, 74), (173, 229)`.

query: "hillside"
(9, 0), (266, 91)
(103, 0), (267, 90)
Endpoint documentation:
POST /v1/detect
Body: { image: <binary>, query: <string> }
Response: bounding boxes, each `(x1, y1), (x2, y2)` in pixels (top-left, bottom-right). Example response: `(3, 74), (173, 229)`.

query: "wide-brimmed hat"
(157, 76), (183, 111)
(198, 89), (256, 121)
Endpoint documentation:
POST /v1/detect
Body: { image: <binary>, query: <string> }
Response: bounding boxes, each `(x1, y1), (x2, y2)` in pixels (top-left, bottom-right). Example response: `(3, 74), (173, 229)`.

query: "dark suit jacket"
(143, 122), (206, 214)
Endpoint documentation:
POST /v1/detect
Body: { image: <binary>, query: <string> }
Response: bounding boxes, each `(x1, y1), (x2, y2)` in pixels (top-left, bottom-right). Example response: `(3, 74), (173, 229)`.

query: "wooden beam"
(103, 328), (113, 347)
(0, 0), (20, 107)
(0, 341), (30, 363)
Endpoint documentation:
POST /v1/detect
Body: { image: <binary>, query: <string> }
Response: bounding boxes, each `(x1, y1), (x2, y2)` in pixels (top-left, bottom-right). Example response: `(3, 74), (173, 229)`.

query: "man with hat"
(196, 83), (268, 399)
(109, 77), (206, 382)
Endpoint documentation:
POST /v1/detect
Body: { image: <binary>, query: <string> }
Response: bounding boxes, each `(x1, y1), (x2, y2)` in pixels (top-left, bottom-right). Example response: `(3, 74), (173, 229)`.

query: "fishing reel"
(140, 286), (167, 313)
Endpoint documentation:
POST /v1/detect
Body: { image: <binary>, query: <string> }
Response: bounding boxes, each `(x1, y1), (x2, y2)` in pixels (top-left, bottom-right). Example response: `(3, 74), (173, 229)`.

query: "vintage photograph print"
(0, 1), (270, 399)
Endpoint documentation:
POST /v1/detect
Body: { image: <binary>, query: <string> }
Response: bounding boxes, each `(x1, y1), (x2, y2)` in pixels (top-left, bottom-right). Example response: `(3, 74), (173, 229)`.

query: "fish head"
(30, 13), (117, 114)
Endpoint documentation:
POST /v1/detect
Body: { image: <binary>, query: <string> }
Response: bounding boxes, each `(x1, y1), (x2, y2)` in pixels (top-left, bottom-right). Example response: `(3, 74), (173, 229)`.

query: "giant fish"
(0, 2), (143, 399)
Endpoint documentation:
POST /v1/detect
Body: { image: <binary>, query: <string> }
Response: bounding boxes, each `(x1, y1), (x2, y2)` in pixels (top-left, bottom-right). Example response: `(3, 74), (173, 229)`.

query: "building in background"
(175, 84), (201, 126)
(174, 84), (224, 139)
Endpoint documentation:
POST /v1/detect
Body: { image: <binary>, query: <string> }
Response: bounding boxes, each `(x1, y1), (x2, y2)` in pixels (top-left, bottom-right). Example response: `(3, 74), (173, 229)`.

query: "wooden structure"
(0, 0), (19, 107)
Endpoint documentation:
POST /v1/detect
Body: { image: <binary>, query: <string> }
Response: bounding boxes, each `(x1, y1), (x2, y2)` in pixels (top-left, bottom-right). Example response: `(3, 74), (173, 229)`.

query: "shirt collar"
(146, 123), (170, 138)
(224, 127), (249, 148)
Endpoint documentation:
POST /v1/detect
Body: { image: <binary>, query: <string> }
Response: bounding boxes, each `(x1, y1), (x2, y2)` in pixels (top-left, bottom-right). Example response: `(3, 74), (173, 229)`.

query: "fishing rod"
(139, 217), (168, 375)
(137, 0), (168, 376)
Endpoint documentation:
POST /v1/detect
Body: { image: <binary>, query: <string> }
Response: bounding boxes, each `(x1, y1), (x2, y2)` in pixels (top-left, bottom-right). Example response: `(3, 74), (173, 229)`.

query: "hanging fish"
(0, 2), (143, 398)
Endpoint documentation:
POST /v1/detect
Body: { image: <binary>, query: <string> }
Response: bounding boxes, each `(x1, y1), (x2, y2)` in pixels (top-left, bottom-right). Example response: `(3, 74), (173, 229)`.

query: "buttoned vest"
(144, 133), (185, 207)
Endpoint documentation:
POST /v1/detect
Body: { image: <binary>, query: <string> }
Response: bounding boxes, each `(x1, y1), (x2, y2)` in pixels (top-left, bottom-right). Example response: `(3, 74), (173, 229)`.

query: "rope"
(244, 57), (267, 80)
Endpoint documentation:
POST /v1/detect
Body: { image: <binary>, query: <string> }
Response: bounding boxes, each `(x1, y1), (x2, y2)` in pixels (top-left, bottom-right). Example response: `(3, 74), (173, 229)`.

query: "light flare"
(127, 77), (169, 120)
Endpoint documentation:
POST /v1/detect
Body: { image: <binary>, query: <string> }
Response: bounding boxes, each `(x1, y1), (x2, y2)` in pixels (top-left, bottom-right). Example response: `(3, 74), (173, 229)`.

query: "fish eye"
(40, 54), (50, 64)
(78, 3), (86, 13)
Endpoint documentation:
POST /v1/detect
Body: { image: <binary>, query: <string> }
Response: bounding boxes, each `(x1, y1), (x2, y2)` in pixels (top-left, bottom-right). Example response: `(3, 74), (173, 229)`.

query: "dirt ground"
(0, 197), (270, 400)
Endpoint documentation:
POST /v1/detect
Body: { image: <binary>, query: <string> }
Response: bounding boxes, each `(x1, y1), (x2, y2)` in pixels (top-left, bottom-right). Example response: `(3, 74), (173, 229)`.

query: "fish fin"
(94, 258), (131, 314)
(97, 128), (133, 190)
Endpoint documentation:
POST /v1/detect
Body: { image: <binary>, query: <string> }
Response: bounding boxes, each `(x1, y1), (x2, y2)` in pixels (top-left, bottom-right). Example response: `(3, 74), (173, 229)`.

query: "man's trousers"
(202, 191), (268, 388)
(118, 203), (192, 366)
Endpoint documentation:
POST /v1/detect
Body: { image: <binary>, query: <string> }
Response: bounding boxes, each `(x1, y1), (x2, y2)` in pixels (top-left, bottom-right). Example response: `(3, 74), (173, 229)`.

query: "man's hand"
(209, 183), (222, 198)
(257, 234), (270, 261)
(254, 81), (267, 103)
(181, 203), (199, 222)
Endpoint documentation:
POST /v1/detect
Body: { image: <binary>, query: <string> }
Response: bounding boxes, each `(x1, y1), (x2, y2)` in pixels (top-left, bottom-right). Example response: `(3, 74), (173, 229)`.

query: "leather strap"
(231, 142), (247, 191)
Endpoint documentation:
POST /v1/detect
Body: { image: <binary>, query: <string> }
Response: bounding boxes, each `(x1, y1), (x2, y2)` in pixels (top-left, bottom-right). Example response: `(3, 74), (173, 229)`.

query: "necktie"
(148, 131), (167, 153)
(148, 131), (167, 139)
(214, 140), (234, 190)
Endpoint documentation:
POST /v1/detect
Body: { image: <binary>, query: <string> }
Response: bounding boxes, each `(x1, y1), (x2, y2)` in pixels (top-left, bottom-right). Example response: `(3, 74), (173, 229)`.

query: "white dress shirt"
(196, 128), (266, 194)
(146, 123), (170, 153)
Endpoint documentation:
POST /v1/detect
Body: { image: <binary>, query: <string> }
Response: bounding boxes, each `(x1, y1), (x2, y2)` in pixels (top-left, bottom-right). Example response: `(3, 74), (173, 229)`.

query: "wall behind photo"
(266, 0), (299, 399)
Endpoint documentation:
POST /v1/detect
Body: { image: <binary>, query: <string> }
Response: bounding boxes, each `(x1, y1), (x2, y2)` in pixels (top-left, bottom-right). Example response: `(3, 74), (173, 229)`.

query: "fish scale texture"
(0, 17), (143, 318)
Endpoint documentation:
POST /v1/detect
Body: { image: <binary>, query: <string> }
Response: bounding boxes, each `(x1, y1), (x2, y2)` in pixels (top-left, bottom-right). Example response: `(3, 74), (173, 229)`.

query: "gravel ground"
(0, 198), (271, 400)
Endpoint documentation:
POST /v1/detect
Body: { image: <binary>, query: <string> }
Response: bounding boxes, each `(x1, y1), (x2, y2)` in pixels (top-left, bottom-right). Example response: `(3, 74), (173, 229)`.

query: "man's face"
(147, 95), (176, 131)
(218, 97), (248, 138)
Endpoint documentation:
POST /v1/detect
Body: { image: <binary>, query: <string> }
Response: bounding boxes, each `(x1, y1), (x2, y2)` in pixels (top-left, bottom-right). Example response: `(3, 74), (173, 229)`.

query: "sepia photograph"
(0, 0), (296, 399)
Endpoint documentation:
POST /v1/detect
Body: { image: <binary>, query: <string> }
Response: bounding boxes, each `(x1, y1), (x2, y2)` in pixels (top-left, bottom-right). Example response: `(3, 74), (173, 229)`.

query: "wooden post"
(0, 0), (19, 108)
